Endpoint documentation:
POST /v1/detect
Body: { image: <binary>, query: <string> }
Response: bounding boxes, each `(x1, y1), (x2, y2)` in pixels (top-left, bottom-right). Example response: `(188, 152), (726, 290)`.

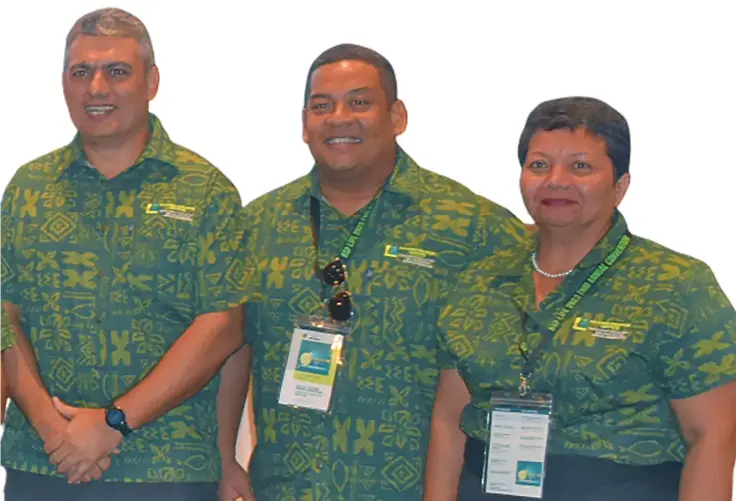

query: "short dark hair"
(517, 96), (631, 180)
(303, 43), (398, 107)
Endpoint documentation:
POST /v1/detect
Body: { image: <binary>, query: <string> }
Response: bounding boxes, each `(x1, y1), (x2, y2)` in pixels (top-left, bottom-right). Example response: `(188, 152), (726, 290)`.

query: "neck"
(318, 158), (395, 216)
(82, 126), (150, 180)
(535, 217), (613, 274)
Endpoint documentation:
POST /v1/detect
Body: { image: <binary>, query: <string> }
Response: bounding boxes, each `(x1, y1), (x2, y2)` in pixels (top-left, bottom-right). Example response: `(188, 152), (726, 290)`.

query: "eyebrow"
(529, 151), (589, 158)
(308, 86), (373, 101)
(69, 61), (133, 71)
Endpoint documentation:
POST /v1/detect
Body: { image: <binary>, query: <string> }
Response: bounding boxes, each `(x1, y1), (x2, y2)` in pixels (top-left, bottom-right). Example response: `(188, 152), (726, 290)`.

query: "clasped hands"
(43, 397), (123, 484)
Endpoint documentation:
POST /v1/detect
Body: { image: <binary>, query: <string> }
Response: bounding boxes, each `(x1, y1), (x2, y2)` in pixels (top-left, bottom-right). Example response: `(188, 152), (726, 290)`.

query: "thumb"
(52, 396), (77, 419)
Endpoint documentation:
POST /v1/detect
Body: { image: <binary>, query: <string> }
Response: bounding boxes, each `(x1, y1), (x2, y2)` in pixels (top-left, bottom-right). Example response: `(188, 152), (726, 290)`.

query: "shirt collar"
(294, 144), (419, 211)
(56, 113), (179, 180)
(483, 210), (630, 279)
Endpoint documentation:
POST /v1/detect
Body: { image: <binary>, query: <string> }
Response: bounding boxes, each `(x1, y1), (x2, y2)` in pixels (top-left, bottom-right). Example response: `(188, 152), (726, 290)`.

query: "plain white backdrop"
(0, 1), (734, 497)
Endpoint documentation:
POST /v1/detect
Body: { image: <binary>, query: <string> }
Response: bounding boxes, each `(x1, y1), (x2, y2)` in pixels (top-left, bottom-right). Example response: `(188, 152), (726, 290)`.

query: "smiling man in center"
(216, 43), (531, 501)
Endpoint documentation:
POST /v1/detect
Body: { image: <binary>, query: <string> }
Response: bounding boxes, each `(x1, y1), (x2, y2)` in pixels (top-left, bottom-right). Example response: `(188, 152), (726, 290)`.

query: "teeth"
(327, 137), (360, 144)
(86, 105), (115, 115)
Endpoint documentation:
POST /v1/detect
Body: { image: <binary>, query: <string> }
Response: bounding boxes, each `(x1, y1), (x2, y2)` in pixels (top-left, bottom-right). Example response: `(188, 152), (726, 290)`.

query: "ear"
(147, 65), (160, 101)
(390, 99), (408, 136)
(614, 172), (630, 207)
(302, 108), (309, 143)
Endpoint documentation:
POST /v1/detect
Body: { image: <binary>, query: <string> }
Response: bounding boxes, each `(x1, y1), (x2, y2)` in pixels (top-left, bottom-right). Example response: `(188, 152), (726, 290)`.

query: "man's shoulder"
(6, 145), (75, 187)
(413, 164), (521, 221)
(165, 142), (240, 200)
(243, 175), (310, 214)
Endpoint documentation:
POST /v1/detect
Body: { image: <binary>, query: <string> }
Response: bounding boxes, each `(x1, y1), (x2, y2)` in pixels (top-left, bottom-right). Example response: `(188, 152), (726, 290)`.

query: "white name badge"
(483, 392), (553, 498)
(278, 322), (345, 412)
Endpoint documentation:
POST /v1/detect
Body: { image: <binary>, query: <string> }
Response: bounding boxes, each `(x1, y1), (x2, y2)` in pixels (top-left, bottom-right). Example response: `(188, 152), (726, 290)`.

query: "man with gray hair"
(1, 8), (255, 500)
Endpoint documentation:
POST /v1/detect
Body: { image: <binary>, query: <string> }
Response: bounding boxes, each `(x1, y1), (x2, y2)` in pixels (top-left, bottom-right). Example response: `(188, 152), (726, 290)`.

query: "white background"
(0, 1), (733, 497)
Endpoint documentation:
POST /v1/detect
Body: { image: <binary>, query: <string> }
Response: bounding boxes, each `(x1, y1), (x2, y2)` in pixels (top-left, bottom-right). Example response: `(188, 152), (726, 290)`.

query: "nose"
(546, 164), (571, 188)
(326, 102), (354, 125)
(88, 70), (110, 96)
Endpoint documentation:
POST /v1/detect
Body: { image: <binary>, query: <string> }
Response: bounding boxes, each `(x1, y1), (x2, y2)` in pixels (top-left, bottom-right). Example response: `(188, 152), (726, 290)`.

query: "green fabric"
(0, 114), (256, 482)
(241, 147), (530, 501)
(1, 305), (16, 351)
(439, 211), (736, 465)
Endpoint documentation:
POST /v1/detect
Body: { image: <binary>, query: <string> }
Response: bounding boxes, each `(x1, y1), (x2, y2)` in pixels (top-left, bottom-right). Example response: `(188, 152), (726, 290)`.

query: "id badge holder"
(482, 391), (553, 498)
(277, 314), (349, 413)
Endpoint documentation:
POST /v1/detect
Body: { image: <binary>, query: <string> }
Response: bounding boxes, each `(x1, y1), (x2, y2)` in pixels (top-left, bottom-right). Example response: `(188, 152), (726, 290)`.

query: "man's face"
(302, 59), (406, 174)
(63, 35), (159, 144)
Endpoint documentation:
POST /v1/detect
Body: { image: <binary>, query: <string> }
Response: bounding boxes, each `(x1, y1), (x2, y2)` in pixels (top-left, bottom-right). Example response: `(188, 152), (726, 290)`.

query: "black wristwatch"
(105, 406), (132, 436)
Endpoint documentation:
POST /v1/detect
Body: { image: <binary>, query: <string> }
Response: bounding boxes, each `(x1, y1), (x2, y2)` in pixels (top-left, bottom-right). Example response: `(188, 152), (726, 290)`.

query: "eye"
(528, 160), (547, 170)
(353, 99), (369, 106)
(310, 102), (328, 111)
(109, 67), (129, 77)
(573, 161), (592, 170)
(71, 69), (88, 78)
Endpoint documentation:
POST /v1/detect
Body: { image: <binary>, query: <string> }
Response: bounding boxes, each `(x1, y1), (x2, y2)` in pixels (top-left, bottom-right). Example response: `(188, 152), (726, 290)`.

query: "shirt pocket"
(128, 203), (200, 322)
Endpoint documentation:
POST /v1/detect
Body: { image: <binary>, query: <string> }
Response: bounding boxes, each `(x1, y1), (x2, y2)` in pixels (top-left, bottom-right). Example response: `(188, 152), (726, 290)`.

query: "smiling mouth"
(325, 137), (361, 145)
(541, 199), (577, 206)
(85, 105), (116, 116)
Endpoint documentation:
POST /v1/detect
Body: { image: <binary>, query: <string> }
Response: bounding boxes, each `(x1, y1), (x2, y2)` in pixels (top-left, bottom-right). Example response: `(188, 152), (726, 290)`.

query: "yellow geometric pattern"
(439, 211), (736, 465)
(242, 147), (530, 500)
(0, 114), (257, 482)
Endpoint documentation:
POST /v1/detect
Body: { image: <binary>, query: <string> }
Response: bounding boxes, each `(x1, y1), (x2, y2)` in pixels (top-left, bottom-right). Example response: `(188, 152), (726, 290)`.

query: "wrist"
(105, 405), (132, 436)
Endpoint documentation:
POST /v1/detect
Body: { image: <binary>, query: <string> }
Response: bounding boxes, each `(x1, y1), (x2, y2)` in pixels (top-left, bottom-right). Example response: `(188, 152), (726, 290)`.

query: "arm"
(217, 343), (256, 501)
(217, 343), (252, 462)
(671, 380), (736, 501)
(2, 302), (68, 441)
(116, 306), (244, 428)
(651, 262), (736, 501)
(424, 369), (471, 501)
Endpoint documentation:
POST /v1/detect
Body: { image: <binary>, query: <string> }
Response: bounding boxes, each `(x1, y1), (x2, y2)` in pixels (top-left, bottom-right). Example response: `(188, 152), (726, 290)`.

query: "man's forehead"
(67, 35), (141, 63)
(312, 60), (381, 84)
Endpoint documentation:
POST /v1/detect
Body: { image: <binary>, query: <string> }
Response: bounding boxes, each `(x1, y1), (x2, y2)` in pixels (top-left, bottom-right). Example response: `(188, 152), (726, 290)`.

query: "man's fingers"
(48, 447), (72, 466)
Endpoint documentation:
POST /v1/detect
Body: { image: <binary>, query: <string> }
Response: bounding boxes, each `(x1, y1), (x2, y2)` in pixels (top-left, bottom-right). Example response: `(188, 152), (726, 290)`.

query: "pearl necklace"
(532, 252), (574, 278)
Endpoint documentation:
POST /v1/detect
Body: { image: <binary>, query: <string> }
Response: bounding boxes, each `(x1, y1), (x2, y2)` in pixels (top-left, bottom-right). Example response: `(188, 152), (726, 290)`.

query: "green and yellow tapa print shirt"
(1, 305), (16, 351)
(439, 210), (736, 465)
(241, 146), (530, 501)
(0, 114), (255, 482)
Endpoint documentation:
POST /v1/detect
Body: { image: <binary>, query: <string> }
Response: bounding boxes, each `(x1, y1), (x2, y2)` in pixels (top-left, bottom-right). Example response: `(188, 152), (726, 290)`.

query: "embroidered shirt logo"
(384, 244), (437, 268)
(145, 203), (196, 222)
(573, 317), (631, 340)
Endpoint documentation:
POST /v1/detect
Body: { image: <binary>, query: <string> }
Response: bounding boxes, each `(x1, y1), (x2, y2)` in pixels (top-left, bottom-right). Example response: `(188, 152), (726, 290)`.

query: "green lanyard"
(309, 195), (378, 273)
(518, 233), (632, 396)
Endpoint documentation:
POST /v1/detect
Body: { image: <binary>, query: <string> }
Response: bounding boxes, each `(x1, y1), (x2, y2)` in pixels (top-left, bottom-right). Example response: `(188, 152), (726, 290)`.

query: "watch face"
(107, 408), (124, 427)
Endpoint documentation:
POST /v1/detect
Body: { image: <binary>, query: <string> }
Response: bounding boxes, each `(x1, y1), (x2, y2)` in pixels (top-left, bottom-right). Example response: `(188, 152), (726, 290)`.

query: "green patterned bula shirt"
(0, 113), (256, 482)
(439, 210), (736, 465)
(241, 146), (530, 501)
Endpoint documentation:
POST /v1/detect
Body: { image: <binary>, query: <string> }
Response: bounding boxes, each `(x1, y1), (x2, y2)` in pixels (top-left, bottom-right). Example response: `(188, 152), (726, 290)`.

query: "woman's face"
(520, 127), (629, 231)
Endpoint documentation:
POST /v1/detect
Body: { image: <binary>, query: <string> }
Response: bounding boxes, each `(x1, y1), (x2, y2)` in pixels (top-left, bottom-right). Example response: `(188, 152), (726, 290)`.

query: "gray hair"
(63, 8), (155, 71)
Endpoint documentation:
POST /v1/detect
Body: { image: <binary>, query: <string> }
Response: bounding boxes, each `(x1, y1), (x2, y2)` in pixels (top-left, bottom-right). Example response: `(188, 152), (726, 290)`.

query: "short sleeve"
(1, 182), (21, 306)
(194, 173), (258, 316)
(653, 262), (736, 399)
(1, 305), (16, 351)
(436, 263), (488, 370)
(240, 198), (265, 346)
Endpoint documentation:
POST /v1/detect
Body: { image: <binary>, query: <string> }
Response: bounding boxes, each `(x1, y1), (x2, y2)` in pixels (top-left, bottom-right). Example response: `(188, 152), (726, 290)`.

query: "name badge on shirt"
(278, 316), (348, 412)
(483, 391), (553, 498)
(145, 203), (196, 222)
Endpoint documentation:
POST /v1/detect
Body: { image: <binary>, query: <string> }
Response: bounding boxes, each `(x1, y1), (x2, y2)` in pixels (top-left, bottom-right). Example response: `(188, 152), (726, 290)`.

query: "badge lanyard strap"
(518, 233), (632, 397)
(309, 195), (379, 279)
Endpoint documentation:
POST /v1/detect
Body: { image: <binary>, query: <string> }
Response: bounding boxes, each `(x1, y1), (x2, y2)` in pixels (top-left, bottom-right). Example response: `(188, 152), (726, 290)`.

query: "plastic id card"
(278, 315), (348, 413)
(482, 391), (553, 498)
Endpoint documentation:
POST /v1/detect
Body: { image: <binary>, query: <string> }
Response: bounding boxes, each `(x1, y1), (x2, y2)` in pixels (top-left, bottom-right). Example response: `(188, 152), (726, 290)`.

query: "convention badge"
(277, 315), (349, 413)
(482, 391), (553, 498)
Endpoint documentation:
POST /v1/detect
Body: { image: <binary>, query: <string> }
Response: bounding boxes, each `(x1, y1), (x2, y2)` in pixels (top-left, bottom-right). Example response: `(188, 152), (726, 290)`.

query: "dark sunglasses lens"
(328, 291), (352, 322)
(323, 259), (346, 286)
